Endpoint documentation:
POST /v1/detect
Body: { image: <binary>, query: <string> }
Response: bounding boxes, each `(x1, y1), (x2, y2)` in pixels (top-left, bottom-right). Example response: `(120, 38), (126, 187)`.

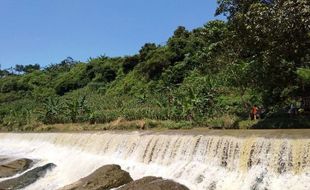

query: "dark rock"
(118, 176), (190, 190)
(0, 158), (33, 178)
(60, 164), (133, 190)
(0, 163), (56, 190)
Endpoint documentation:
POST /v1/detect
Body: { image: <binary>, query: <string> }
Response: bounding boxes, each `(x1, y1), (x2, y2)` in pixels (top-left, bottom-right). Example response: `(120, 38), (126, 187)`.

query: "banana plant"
(38, 97), (64, 124)
(65, 96), (90, 123)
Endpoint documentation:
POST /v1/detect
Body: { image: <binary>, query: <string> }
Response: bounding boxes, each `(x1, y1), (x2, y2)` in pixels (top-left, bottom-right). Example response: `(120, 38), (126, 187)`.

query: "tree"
(139, 47), (175, 80)
(167, 26), (190, 62)
(23, 64), (40, 73)
(297, 68), (310, 85)
(14, 65), (25, 74)
(54, 63), (89, 95)
(216, 0), (310, 105)
(297, 67), (310, 95)
(171, 71), (217, 121)
(122, 55), (140, 74)
(190, 20), (230, 74)
(85, 57), (118, 83)
(45, 57), (76, 74)
(139, 43), (158, 62)
(0, 69), (10, 78)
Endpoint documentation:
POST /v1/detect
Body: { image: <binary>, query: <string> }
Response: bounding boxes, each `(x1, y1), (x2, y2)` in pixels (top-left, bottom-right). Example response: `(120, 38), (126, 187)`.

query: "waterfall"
(0, 131), (309, 190)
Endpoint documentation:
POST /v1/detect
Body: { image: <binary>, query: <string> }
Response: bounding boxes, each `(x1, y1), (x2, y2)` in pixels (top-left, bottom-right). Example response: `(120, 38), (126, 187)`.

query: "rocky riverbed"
(60, 164), (189, 190)
(0, 157), (56, 190)
(0, 156), (189, 190)
(0, 157), (33, 178)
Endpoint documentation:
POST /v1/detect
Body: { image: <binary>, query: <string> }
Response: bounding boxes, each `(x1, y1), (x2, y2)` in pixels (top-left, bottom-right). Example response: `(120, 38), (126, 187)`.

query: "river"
(0, 130), (309, 190)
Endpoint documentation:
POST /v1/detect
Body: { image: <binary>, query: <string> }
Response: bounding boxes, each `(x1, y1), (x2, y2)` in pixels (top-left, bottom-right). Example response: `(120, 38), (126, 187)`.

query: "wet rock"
(60, 164), (133, 190)
(118, 176), (189, 190)
(208, 181), (217, 190)
(0, 158), (33, 178)
(0, 163), (56, 190)
(0, 156), (9, 164)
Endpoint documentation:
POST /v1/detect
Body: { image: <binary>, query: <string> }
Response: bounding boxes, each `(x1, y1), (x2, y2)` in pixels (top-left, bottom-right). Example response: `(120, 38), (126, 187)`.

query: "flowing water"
(0, 130), (309, 190)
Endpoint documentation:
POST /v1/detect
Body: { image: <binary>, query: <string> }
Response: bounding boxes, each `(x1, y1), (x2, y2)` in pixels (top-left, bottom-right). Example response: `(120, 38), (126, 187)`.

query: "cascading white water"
(0, 131), (309, 190)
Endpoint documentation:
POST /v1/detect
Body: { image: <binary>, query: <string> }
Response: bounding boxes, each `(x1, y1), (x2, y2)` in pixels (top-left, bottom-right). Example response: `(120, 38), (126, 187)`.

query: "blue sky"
(0, 0), (223, 68)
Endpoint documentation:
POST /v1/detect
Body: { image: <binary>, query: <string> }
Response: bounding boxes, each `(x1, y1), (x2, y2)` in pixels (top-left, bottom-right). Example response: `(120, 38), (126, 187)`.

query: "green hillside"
(0, 0), (309, 131)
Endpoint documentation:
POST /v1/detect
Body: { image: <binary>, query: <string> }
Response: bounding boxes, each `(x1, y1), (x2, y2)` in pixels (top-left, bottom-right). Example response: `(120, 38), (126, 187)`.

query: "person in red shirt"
(251, 105), (258, 120)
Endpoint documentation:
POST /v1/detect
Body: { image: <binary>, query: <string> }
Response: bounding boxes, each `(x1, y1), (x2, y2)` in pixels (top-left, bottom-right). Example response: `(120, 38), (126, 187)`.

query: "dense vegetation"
(0, 0), (309, 131)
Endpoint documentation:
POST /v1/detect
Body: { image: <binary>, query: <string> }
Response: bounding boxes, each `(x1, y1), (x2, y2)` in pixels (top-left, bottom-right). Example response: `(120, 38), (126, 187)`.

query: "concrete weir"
(0, 130), (309, 190)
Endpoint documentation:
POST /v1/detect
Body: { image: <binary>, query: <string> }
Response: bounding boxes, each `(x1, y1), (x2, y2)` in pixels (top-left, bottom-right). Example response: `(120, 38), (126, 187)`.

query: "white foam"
(0, 132), (309, 190)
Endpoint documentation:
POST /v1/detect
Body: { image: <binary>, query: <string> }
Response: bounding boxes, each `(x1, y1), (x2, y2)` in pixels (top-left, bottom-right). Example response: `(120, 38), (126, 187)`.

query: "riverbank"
(1, 115), (309, 133)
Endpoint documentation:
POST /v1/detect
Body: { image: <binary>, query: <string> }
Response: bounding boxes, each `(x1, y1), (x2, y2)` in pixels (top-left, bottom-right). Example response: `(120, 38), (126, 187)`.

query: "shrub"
(38, 97), (67, 124)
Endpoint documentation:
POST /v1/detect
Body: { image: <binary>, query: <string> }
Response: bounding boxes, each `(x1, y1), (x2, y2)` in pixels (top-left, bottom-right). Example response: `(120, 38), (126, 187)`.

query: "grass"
(207, 114), (239, 129)
(1, 110), (309, 132)
(236, 120), (259, 129)
(12, 118), (194, 132)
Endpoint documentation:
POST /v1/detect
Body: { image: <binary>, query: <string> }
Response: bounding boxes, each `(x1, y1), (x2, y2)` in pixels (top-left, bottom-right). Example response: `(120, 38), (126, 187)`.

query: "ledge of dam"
(1, 128), (310, 138)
